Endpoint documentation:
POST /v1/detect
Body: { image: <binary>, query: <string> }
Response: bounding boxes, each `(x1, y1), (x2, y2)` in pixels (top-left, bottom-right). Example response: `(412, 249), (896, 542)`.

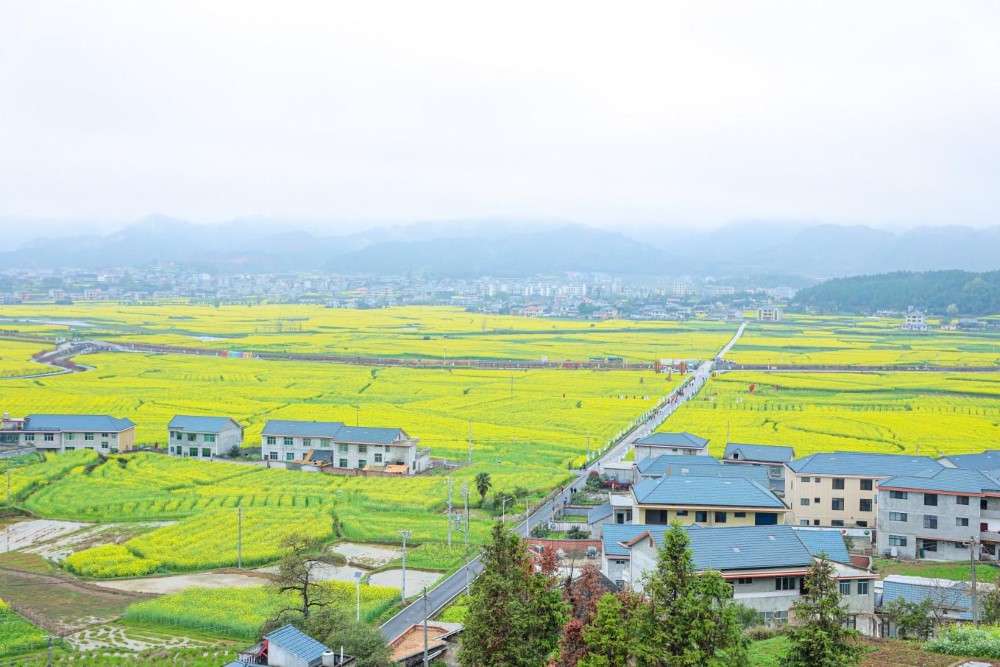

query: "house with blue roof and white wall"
(630, 474), (789, 528)
(226, 624), (354, 667)
(633, 432), (709, 462)
(167, 415), (243, 458)
(601, 524), (877, 633)
(1, 413), (136, 453)
(785, 452), (943, 538)
(260, 419), (430, 474)
(723, 442), (795, 496)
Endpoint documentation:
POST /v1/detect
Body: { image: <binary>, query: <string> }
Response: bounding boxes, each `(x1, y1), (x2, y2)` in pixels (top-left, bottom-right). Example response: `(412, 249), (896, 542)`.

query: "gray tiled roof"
(167, 415), (240, 433)
(636, 454), (721, 475)
(632, 475), (786, 509)
(724, 443), (795, 464)
(635, 432), (709, 449)
(880, 468), (1000, 494)
(787, 452), (942, 477)
(264, 625), (331, 665)
(588, 502), (613, 523)
(24, 414), (135, 432)
(334, 425), (404, 445)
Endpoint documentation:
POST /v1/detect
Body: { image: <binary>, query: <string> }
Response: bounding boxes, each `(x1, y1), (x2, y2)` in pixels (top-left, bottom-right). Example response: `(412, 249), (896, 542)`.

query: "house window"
(775, 577), (797, 591)
(303, 438), (311, 447)
(714, 512), (727, 524)
(188, 433), (197, 442)
(266, 436), (276, 445)
(268, 452), (277, 460)
(831, 520), (845, 527)
(860, 479), (873, 491)
(954, 542), (967, 549)
(839, 581), (851, 595)
(321, 438), (331, 448)
(84, 433), (94, 441)
(800, 498), (810, 506)
(358, 459), (367, 468)
(101, 442), (108, 449)
(21, 433), (33, 442)
(924, 493), (938, 506)
(957, 517), (970, 527)
(286, 453), (294, 461)
(889, 490), (908, 500)
(800, 477), (810, 483)
(202, 448), (211, 457)
(734, 512), (747, 518)
(832, 498), (844, 511)
(814, 498), (821, 503)
(814, 477), (822, 483)
(695, 511), (708, 523)
(923, 539), (938, 552)
(338, 444), (349, 453)
(189, 447), (198, 456)
(859, 499), (872, 512)
(283, 437), (293, 446)
(374, 453), (383, 463)
(761, 610), (789, 625)
(800, 519), (809, 526)
(957, 495), (970, 505)
(44, 433), (54, 442)
(358, 445), (368, 454)
(857, 581), (869, 595)
(174, 432), (182, 440)
(889, 512), (908, 522)
(982, 499), (989, 510)
(339, 458), (348, 468)
(923, 515), (938, 529)
(832, 478), (845, 490)
(888, 535), (907, 546)
(856, 520), (868, 528)
(205, 434), (216, 443)
(675, 510), (689, 516)
(736, 577), (753, 585)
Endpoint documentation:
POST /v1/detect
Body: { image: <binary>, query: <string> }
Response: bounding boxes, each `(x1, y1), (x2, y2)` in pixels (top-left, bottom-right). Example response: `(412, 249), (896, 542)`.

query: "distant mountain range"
(3, 216), (999, 279)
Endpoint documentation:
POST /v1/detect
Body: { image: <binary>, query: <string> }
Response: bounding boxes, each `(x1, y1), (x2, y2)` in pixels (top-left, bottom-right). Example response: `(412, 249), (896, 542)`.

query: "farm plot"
(0, 597), (47, 653)
(0, 339), (57, 378)
(667, 371), (1000, 458)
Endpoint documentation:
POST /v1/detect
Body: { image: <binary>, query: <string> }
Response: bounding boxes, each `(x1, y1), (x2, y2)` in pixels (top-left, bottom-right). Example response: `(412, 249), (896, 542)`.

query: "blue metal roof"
(636, 432), (709, 449)
(334, 425), (405, 445)
(791, 528), (851, 564)
(633, 475), (786, 509)
(881, 576), (973, 620)
(603, 524), (813, 572)
(724, 443), (795, 464)
(588, 502), (613, 524)
(940, 450), (1000, 472)
(264, 625), (331, 665)
(880, 467), (1000, 494)
(636, 457), (770, 485)
(167, 415), (240, 433)
(262, 420), (346, 438)
(24, 414), (135, 432)
(636, 454), (721, 475)
(788, 452), (942, 477)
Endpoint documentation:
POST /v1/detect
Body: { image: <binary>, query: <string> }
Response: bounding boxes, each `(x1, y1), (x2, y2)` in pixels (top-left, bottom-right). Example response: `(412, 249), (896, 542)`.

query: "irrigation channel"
(377, 322), (747, 641)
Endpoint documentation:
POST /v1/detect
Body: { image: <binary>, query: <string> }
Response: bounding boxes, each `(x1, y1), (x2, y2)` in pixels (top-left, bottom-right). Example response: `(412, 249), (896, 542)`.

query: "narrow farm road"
(378, 322), (747, 641)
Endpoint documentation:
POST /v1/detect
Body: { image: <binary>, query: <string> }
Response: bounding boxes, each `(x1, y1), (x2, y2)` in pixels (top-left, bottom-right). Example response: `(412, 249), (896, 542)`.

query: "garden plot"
(93, 572), (271, 595)
(23, 521), (172, 561)
(66, 623), (226, 651)
(256, 561), (363, 583)
(334, 542), (402, 568)
(0, 519), (91, 553)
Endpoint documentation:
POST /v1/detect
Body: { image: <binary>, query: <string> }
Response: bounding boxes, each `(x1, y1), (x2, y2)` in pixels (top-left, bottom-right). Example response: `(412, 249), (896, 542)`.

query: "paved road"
(379, 323), (748, 641)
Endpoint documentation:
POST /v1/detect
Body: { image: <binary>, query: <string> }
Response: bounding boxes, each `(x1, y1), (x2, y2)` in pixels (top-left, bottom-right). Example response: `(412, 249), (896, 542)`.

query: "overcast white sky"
(1, 1), (998, 234)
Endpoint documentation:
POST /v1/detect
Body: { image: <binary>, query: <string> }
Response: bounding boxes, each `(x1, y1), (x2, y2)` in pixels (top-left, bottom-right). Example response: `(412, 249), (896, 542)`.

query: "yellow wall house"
(630, 474), (789, 527)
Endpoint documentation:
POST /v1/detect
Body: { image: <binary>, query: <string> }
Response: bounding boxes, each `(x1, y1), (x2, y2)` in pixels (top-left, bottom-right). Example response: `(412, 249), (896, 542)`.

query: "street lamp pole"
(462, 482), (470, 548)
(354, 570), (363, 622)
(501, 496), (509, 524)
(398, 530), (412, 603)
(237, 507), (243, 569)
(446, 477), (453, 547)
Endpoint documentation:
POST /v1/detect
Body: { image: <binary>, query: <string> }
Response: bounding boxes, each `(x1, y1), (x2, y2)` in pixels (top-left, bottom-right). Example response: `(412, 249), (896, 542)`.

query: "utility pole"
(586, 432), (591, 462)
(6, 465), (10, 505)
(422, 587), (430, 667)
(464, 547), (471, 596)
(467, 421), (473, 464)
(354, 571), (363, 621)
(446, 477), (453, 547)
(398, 530), (411, 603)
(971, 536), (980, 627)
(355, 405), (360, 427)
(237, 507), (243, 569)
(525, 499), (530, 537)
(501, 495), (509, 524)
(462, 482), (470, 548)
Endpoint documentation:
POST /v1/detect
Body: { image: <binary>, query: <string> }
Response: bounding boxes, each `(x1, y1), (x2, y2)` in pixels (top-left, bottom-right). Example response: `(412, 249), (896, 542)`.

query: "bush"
(927, 626), (1000, 658)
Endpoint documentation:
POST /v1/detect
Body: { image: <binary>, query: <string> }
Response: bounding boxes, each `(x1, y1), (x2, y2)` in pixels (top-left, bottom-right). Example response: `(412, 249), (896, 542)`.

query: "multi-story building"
(260, 420), (430, 474)
(757, 307), (783, 322)
(166, 415), (243, 458)
(633, 432), (709, 462)
(629, 474), (788, 527)
(634, 455), (771, 487)
(786, 452), (942, 531)
(602, 524), (877, 632)
(723, 443), (795, 496)
(877, 467), (1000, 560)
(0, 413), (135, 453)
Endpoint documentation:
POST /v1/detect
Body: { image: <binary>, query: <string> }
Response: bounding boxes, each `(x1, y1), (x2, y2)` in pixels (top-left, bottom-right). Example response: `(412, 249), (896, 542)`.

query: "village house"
(724, 443), (795, 496)
(879, 575), (983, 637)
(260, 420), (430, 474)
(629, 474), (789, 527)
(225, 624), (354, 667)
(785, 452), (942, 532)
(634, 454), (771, 486)
(902, 310), (929, 331)
(0, 412), (136, 453)
(757, 307), (782, 322)
(166, 415), (243, 458)
(633, 432), (709, 462)
(601, 524), (877, 633)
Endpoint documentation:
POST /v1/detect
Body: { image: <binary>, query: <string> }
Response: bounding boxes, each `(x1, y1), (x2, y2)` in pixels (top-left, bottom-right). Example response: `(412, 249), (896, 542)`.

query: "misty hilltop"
(2, 217), (1000, 279)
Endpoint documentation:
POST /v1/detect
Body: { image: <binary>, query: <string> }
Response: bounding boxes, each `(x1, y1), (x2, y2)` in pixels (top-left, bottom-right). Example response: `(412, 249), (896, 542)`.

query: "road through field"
(379, 322), (747, 641)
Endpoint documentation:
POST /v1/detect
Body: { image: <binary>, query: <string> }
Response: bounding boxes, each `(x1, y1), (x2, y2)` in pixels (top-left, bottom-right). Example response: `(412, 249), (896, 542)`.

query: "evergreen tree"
(459, 521), (567, 667)
(781, 559), (864, 667)
(577, 591), (646, 667)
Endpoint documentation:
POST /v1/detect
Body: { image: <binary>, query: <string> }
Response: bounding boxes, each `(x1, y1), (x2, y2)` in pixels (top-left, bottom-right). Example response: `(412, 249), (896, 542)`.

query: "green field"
(665, 371), (1000, 458)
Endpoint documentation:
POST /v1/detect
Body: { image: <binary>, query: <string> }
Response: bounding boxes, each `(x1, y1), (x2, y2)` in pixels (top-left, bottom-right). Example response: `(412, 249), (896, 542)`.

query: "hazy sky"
(1, 1), (998, 232)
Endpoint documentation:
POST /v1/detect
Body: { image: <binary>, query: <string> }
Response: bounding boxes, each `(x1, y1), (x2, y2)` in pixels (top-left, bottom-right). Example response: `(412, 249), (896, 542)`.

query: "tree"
(884, 598), (935, 639)
(576, 591), (647, 667)
(295, 605), (392, 667)
(640, 523), (749, 666)
(272, 534), (333, 620)
(983, 585), (1000, 625)
(459, 521), (567, 666)
(781, 559), (864, 667)
(557, 563), (608, 666)
(475, 472), (493, 505)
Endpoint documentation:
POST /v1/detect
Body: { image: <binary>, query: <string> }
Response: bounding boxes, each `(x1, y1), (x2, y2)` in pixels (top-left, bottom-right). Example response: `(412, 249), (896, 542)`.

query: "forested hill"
(793, 271), (1000, 315)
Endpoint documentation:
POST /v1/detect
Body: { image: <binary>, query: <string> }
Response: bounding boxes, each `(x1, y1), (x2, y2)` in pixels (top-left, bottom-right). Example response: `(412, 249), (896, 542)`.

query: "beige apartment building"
(785, 452), (941, 530)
